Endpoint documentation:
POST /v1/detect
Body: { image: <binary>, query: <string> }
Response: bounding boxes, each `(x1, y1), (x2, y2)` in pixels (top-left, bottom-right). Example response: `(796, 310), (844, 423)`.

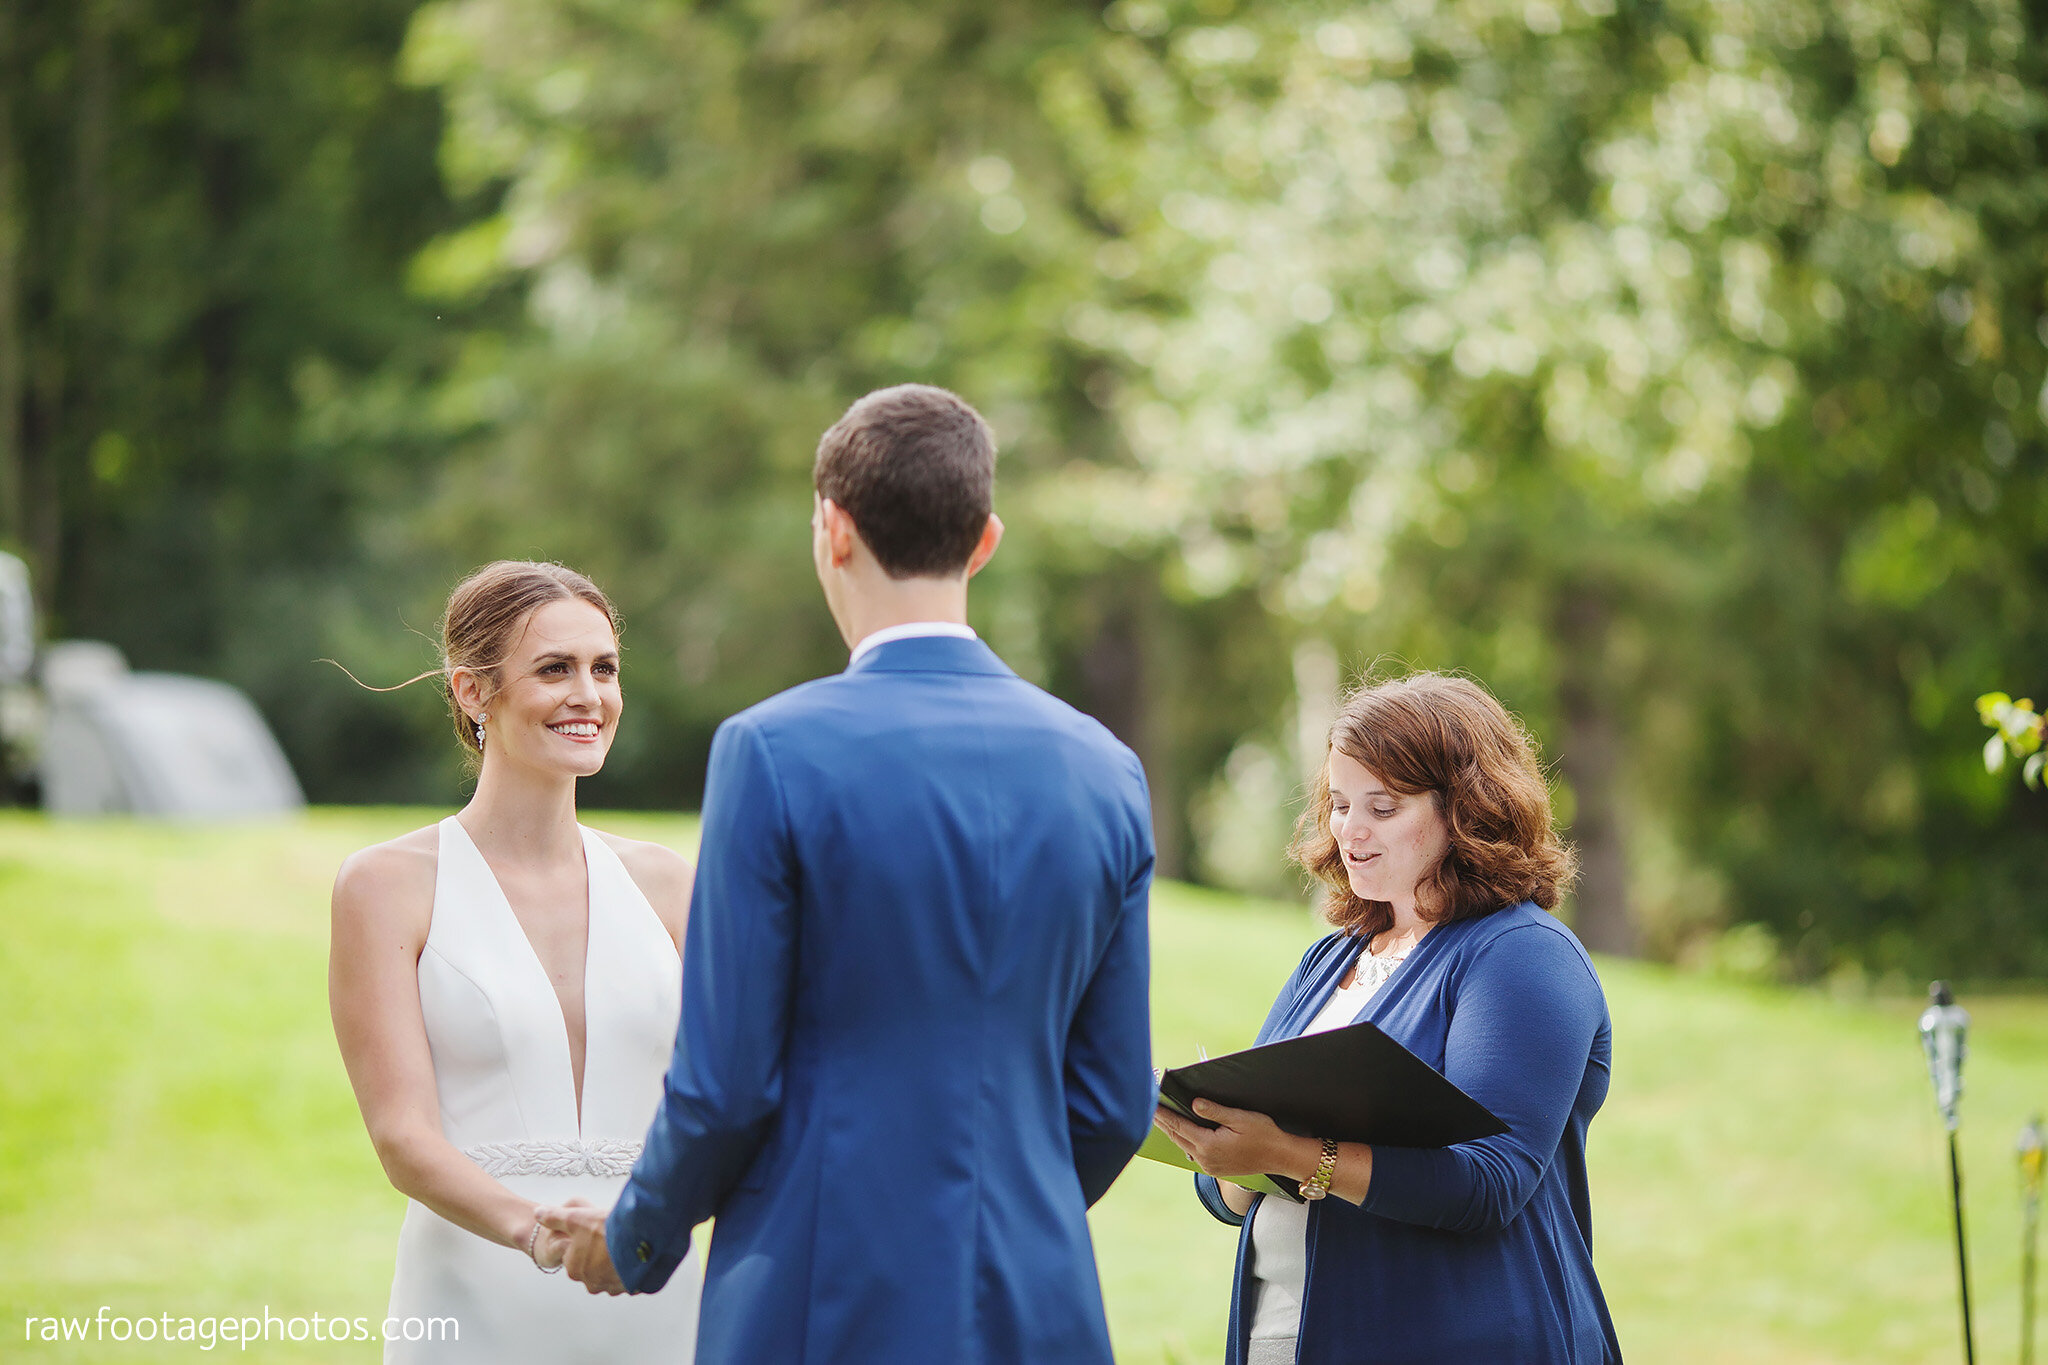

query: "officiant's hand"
(539, 1199), (627, 1295)
(1153, 1099), (1318, 1186)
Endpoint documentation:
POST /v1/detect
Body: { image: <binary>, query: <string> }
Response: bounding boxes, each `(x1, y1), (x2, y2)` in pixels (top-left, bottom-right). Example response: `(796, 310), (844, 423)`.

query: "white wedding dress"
(383, 818), (701, 1363)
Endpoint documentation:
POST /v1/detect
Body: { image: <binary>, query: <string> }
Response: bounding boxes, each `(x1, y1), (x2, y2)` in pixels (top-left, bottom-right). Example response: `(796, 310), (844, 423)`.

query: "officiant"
(1154, 672), (1622, 1365)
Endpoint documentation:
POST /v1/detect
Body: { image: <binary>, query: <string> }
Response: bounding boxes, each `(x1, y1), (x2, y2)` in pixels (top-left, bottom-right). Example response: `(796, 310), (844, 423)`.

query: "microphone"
(1920, 980), (1969, 1132)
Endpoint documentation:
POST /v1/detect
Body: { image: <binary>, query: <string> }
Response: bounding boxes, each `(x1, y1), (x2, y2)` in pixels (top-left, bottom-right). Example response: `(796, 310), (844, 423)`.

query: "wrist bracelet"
(1299, 1137), (1339, 1201)
(529, 1215), (562, 1273)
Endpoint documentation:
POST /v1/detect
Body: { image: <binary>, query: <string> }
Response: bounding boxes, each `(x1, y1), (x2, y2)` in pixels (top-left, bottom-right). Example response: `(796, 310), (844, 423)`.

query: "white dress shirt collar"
(848, 621), (979, 666)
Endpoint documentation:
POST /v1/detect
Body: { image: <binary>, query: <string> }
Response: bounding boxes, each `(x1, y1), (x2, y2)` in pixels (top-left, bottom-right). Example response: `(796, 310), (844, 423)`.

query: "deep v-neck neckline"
(447, 816), (597, 1135)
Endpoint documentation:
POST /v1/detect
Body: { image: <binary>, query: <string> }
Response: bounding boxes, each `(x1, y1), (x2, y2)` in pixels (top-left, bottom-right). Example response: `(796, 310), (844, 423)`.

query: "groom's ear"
(818, 498), (862, 571)
(964, 513), (1003, 580)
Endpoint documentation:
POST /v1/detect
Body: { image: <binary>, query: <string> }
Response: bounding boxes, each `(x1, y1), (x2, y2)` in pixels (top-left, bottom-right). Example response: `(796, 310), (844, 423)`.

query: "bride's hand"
(539, 1198), (627, 1295)
(529, 1209), (570, 1271)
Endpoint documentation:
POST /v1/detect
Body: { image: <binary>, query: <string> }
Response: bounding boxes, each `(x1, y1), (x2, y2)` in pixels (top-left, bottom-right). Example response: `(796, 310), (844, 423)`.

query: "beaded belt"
(461, 1138), (643, 1178)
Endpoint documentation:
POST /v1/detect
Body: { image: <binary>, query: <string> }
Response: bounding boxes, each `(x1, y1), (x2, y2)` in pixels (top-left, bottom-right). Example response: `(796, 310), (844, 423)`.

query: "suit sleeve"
(1061, 764), (1158, 1207)
(1361, 924), (1605, 1234)
(607, 716), (799, 1291)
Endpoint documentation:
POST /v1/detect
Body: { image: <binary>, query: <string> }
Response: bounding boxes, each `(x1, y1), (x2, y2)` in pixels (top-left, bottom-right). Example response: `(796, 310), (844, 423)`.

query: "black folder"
(1154, 1021), (1507, 1199)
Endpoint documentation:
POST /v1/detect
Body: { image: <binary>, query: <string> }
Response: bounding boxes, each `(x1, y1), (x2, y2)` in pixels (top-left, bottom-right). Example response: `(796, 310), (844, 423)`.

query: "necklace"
(1350, 927), (1425, 991)
(1352, 951), (1400, 991)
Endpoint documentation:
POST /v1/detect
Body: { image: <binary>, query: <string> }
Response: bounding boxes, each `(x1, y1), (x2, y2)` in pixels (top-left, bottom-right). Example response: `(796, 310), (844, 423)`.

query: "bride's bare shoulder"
(592, 830), (692, 886)
(332, 823), (441, 931)
(591, 830), (694, 946)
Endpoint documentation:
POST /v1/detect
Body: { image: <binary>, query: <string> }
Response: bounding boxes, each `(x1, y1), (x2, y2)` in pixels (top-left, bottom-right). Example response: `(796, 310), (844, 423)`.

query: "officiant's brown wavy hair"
(1290, 672), (1575, 942)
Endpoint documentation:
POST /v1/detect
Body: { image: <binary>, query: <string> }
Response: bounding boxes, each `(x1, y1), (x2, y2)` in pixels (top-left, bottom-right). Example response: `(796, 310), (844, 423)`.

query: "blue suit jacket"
(607, 635), (1157, 1363)
(1196, 904), (1621, 1364)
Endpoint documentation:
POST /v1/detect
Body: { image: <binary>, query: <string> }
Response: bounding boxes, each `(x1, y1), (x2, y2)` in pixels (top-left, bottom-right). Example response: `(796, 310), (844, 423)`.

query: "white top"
(848, 620), (978, 664)
(1245, 942), (1411, 1344)
(382, 818), (701, 1363)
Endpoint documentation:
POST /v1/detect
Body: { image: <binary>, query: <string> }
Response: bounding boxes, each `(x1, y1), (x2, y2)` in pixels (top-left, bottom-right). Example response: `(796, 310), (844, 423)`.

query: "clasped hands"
(529, 1200), (626, 1294)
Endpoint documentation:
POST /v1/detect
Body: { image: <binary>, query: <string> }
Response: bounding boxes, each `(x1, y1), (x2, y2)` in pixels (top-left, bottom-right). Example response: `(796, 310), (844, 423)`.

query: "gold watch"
(1298, 1137), (1339, 1201)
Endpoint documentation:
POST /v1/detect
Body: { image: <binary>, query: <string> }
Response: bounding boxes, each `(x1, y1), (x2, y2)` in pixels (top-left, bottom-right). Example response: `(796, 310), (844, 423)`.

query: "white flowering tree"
(1042, 0), (2048, 962)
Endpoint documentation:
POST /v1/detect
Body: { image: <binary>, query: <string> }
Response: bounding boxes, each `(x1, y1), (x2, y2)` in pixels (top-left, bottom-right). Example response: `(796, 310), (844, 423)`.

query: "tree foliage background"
(5, 0), (2047, 977)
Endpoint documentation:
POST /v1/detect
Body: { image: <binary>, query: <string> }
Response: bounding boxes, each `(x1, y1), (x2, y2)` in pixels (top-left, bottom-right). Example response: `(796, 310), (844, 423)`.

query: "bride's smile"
(474, 598), (624, 778)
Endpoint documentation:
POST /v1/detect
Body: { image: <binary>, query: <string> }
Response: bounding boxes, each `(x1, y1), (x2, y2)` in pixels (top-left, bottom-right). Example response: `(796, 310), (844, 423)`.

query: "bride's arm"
(329, 838), (555, 1261)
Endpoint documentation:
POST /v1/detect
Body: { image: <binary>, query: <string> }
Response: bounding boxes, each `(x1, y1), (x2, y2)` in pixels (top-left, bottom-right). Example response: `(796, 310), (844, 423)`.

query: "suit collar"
(843, 633), (1014, 677)
(847, 620), (978, 665)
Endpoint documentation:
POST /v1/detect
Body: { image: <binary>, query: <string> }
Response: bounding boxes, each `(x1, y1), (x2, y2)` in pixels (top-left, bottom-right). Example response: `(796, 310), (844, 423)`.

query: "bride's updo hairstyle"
(1289, 671), (1576, 942)
(438, 561), (619, 757)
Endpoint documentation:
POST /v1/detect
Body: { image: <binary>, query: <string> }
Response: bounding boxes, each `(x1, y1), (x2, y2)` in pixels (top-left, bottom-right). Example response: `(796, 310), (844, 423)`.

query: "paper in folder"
(1142, 1021), (1507, 1200)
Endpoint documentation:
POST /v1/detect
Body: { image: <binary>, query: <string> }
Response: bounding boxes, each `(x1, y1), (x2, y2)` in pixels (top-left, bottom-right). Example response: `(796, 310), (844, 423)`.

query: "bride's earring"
(475, 712), (487, 751)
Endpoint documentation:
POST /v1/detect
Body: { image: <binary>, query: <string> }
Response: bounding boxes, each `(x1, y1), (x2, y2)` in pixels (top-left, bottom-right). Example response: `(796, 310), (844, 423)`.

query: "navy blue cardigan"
(1194, 903), (1622, 1364)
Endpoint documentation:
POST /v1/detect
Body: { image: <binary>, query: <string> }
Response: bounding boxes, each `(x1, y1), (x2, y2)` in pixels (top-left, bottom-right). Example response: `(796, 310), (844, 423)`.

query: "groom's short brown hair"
(814, 384), (994, 579)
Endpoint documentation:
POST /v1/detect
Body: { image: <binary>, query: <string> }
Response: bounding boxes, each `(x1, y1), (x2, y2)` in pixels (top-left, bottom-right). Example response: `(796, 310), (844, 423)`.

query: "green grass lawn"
(1, 808), (2040, 1362)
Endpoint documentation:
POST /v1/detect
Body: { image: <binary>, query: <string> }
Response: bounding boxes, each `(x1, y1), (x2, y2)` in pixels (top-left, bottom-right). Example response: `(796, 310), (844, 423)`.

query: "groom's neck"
(832, 571), (970, 651)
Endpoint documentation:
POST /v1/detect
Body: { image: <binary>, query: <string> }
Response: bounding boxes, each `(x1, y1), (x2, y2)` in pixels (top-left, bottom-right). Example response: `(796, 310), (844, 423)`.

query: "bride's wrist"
(526, 1211), (564, 1272)
(503, 1202), (541, 1251)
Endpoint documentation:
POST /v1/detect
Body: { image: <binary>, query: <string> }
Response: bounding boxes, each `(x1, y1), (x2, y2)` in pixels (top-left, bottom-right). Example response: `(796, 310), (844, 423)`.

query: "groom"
(544, 384), (1157, 1362)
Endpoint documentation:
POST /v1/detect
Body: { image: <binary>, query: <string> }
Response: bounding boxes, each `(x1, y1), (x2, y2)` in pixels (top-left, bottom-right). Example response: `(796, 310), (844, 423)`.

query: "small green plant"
(1978, 693), (2047, 788)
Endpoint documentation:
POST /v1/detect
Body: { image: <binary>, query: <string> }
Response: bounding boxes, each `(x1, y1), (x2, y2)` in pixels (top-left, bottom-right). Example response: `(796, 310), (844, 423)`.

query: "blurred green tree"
(1045, 0), (2048, 969)
(387, 0), (1296, 853)
(0, 0), (466, 799)
(10, 0), (2048, 976)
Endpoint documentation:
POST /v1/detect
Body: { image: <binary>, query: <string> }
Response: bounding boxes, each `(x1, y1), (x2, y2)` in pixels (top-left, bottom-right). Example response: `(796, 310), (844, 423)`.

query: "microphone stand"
(2022, 1116), (2044, 1365)
(1920, 980), (1974, 1365)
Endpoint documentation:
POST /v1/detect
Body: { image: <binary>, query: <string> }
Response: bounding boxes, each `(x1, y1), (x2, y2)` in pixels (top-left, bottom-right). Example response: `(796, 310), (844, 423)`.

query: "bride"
(330, 561), (701, 1362)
